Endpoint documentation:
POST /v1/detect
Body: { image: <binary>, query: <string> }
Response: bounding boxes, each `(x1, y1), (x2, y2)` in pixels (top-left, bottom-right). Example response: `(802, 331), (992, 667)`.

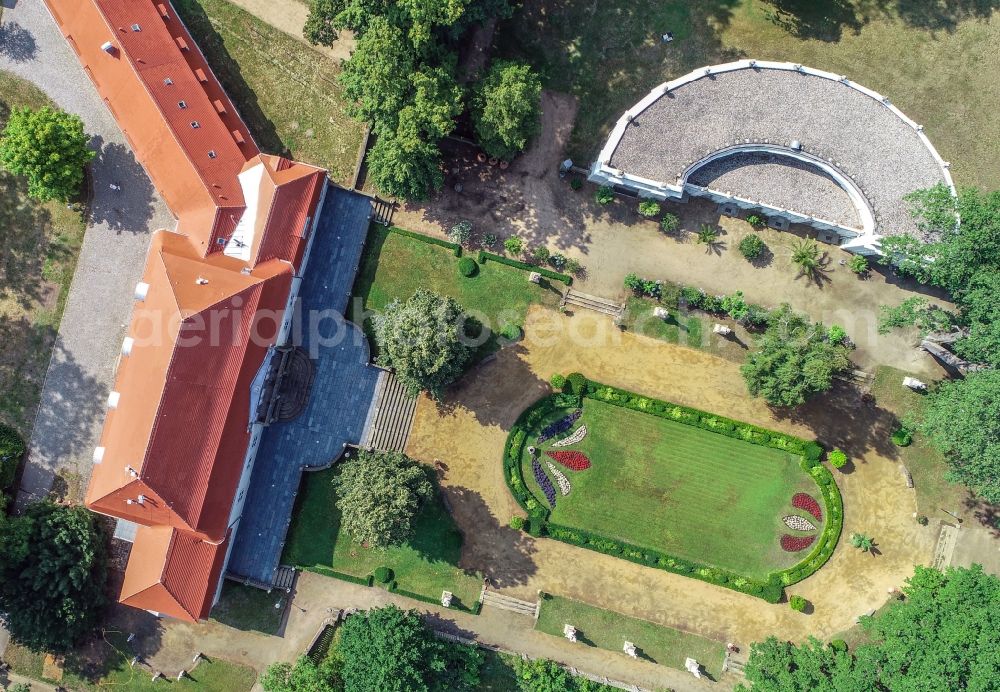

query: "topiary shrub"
(458, 257), (478, 277)
(0, 424), (26, 491)
(566, 373), (587, 395)
(828, 449), (848, 469)
(509, 516), (525, 531)
(804, 441), (824, 462)
(891, 427), (912, 447)
(789, 595), (808, 612)
(595, 185), (614, 205)
(374, 566), (394, 584)
(916, 514), (929, 526)
(638, 199), (660, 217)
(739, 233), (765, 260)
(549, 373), (566, 390)
(829, 639), (848, 652)
(499, 323), (521, 341)
(660, 213), (679, 234)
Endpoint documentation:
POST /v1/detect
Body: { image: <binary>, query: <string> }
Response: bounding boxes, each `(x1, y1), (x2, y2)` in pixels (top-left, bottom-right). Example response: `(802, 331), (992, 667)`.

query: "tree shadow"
(894, 0), (1000, 31)
(963, 495), (1000, 537)
(750, 244), (775, 269)
(87, 138), (157, 233)
(760, 0), (868, 41)
(0, 21), (36, 62)
(0, 171), (55, 310)
(59, 608), (165, 686)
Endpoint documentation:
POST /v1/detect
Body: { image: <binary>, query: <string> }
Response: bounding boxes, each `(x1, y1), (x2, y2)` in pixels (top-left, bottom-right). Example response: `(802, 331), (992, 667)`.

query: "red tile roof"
(48, 0), (330, 622)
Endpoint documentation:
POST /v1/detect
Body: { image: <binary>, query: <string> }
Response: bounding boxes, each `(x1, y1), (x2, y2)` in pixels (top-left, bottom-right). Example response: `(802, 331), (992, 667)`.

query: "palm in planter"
(850, 532), (875, 552)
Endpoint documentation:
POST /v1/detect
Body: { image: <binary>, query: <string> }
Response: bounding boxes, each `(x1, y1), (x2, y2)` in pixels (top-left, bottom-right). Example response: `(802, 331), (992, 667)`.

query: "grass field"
(496, 0), (1000, 190)
(522, 398), (817, 578)
(172, 0), (363, 183)
(536, 595), (726, 677)
(3, 634), (255, 691)
(210, 581), (284, 634)
(351, 225), (562, 352)
(0, 71), (87, 436)
(283, 466), (482, 609)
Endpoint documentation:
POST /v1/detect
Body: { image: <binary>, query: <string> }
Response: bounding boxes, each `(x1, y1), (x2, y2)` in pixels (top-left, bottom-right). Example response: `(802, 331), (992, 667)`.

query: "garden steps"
(481, 589), (539, 616)
(273, 565), (297, 592)
(561, 289), (625, 318)
(362, 370), (417, 452)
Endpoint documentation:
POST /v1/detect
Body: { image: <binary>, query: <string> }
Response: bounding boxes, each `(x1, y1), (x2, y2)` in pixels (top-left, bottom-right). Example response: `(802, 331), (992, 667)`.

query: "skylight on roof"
(191, 121), (200, 129)
(178, 100), (187, 109)
(131, 23), (142, 32)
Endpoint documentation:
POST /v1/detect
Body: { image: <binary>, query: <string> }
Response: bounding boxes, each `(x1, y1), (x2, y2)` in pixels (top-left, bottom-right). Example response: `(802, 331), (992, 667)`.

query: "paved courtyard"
(1, 0), (174, 509)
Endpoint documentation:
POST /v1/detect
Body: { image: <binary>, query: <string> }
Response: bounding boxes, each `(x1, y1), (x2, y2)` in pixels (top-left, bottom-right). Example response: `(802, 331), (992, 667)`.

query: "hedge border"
(0, 424), (26, 492)
(386, 225), (462, 257)
(503, 376), (843, 602)
(303, 565), (481, 615)
(477, 250), (573, 285)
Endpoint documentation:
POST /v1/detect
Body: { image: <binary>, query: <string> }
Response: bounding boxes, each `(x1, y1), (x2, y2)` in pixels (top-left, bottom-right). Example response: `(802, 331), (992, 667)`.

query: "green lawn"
(523, 398), (817, 578)
(622, 297), (711, 349)
(209, 581), (284, 635)
(3, 634), (255, 691)
(172, 0), (363, 183)
(536, 595), (726, 677)
(0, 71), (86, 435)
(283, 466), (482, 610)
(871, 366), (968, 519)
(351, 225), (562, 352)
(496, 0), (1000, 190)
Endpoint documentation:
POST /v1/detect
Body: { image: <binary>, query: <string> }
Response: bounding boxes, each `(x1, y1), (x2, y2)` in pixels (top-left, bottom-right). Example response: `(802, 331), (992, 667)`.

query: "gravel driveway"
(1, 0), (174, 510)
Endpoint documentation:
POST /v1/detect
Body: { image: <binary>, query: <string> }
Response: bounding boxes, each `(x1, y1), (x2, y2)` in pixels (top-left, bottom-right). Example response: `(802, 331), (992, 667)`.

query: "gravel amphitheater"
(607, 65), (948, 241)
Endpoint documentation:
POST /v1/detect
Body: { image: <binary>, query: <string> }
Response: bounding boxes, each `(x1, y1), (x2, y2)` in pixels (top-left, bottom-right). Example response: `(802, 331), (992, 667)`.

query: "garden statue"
(902, 376), (927, 391)
(623, 641), (637, 658)
(685, 658), (702, 678)
(653, 307), (669, 319)
(563, 624), (577, 642)
(529, 272), (542, 284)
(713, 323), (733, 336)
(441, 590), (453, 607)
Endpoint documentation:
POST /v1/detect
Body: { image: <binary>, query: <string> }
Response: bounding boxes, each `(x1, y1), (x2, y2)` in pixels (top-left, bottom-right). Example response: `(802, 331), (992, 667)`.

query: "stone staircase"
(561, 289), (625, 318)
(362, 371), (418, 452)
(273, 565), (297, 592)
(480, 589), (539, 617)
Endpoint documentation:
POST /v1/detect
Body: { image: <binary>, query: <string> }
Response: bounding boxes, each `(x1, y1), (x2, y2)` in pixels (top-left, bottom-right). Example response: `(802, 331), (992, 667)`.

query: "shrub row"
(477, 251), (573, 285)
(387, 225), (462, 257)
(545, 522), (782, 603)
(0, 424), (25, 491)
(502, 375), (843, 601)
(308, 565), (376, 587)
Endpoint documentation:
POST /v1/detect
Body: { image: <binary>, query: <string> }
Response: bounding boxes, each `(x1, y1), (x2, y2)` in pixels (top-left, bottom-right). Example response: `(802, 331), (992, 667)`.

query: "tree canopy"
(739, 565), (1000, 691)
(372, 288), (473, 397)
(0, 502), (107, 652)
(261, 655), (342, 692)
(333, 449), (433, 548)
(917, 369), (1000, 503)
(337, 605), (482, 692)
(741, 304), (852, 407)
(0, 106), (94, 202)
(472, 60), (542, 160)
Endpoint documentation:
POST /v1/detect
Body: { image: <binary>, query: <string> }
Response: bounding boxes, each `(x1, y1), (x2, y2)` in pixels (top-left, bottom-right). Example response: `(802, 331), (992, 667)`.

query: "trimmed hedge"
(387, 225), (462, 257)
(477, 251), (573, 285)
(502, 375), (844, 602)
(0, 424), (25, 491)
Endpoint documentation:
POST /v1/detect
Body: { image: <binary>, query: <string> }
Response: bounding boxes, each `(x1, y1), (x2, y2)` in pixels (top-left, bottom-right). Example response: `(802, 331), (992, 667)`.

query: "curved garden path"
(405, 306), (937, 646)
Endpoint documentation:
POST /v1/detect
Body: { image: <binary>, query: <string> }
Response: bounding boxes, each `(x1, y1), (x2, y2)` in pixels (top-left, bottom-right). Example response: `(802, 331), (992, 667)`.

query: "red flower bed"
(792, 493), (822, 522)
(545, 450), (591, 471)
(780, 534), (816, 552)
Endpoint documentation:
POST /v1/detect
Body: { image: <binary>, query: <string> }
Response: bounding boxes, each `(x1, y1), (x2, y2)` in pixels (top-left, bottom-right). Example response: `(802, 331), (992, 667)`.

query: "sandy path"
(405, 306), (936, 646)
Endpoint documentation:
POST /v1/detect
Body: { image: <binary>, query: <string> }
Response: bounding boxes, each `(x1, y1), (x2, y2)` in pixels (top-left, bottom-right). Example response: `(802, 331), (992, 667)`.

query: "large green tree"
(338, 17), (417, 132)
(0, 502), (107, 652)
(0, 106), (94, 202)
(372, 288), (473, 397)
(739, 565), (1000, 691)
(918, 369), (1000, 503)
(741, 304), (852, 407)
(333, 449), (433, 548)
(472, 60), (542, 160)
(261, 655), (342, 692)
(337, 605), (482, 692)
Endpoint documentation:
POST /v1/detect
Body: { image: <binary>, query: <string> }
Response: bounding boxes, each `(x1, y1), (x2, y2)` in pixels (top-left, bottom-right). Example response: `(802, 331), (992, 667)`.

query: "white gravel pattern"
(609, 67), (947, 239)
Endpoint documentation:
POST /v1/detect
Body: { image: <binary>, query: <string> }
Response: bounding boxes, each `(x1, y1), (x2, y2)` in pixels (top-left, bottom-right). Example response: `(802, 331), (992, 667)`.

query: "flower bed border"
(502, 376), (843, 603)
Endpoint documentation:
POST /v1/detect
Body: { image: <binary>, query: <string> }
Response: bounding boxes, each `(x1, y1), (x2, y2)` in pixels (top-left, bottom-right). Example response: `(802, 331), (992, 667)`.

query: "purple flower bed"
(538, 409), (583, 444)
(532, 457), (557, 507)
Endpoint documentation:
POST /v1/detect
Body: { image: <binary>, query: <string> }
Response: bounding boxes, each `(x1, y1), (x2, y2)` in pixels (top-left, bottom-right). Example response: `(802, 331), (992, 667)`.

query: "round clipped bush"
(500, 323), (521, 341)
(566, 372), (587, 395)
(595, 185), (614, 205)
(458, 257), (478, 277)
(916, 514), (929, 525)
(829, 639), (848, 653)
(789, 595), (808, 612)
(550, 373), (567, 390)
(828, 449), (848, 469)
(373, 566), (394, 584)
(892, 427), (912, 447)
(739, 233), (766, 260)
(509, 516), (525, 531)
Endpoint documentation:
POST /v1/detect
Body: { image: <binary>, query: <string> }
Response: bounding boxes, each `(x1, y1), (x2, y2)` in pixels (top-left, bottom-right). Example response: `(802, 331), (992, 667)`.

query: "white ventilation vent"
(93, 447), (105, 464)
(121, 336), (134, 357)
(107, 391), (120, 410)
(134, 281), (149, 301)
(195, 277), (209, 285)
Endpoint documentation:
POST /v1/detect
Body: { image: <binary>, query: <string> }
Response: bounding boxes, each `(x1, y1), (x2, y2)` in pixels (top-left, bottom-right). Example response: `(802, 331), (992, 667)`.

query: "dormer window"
(131, 24), (142, 32)
(190, 121), (200, 129)
(163, 77), (173, 86)
(208, 150), (217, 159)
(178, 100), (187, 109)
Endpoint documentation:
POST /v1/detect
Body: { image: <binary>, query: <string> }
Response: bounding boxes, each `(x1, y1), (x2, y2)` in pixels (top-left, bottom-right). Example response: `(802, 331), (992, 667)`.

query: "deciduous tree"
(472, 60), (542, 160)
(0, 106), (94, 202)
(334, 450), (432, 548)
(261, 655), (341, 692)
